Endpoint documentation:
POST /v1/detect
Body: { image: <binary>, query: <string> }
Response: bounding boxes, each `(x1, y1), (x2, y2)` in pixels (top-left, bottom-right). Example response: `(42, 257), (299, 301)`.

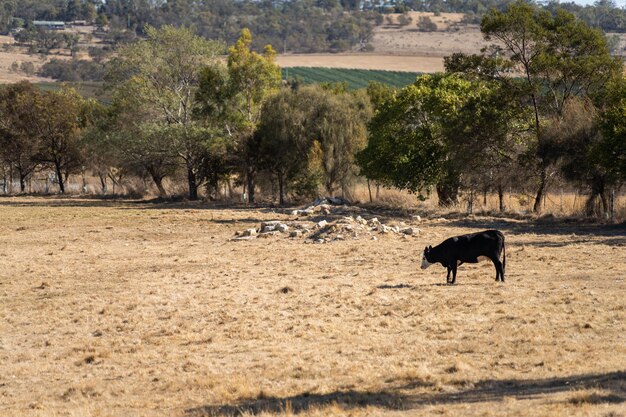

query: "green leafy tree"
(196, 28), (281, 203)
(107, 25), (223, 200)
(255, 84), (371, 203)
(81, 1), (97, 22)
(549, 98), (612, 216)
(65, 0), (81, 21)
(0, 0), (17, 34)
(358, 73), (518, 206)
(255, 88), (310, 204)
(481, 1), (623, 212)
(591, 79), (626, 212)
(95, 13), (108, 30)
(0, 82), (41, 192)
(30, 88), (88, 194)
(313, 87), (371, 197)
(80, 102), (120, 194)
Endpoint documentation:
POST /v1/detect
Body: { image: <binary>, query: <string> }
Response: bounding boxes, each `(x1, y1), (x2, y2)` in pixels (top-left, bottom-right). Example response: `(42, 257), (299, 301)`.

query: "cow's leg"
(446, 268), (452, 284)
(492, 258), (504, 282)
(450, 265), (457, 284)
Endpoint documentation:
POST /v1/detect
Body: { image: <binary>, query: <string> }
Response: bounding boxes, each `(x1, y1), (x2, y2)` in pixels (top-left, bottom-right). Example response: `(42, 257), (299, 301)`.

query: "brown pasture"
(0, 196), (624, 416)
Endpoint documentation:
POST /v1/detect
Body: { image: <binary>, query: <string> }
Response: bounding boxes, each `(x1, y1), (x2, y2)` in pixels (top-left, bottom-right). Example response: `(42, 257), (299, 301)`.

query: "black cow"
(421, 229), (506, 284)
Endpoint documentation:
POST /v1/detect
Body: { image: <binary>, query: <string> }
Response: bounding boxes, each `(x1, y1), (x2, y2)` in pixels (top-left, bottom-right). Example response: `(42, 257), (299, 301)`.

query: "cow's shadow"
(185, 371), (626, 416)
(376, 283), (413, 289)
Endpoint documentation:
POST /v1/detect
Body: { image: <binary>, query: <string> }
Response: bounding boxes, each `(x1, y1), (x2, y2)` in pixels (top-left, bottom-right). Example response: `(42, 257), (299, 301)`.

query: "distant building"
(33, 21), (65, 30)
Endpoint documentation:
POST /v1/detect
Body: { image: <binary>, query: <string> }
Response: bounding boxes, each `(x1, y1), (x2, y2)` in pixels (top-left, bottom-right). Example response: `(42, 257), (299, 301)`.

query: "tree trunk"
(55, 162), (65, 194)
(99, 173), (107, 194)
(1, 165), (6, 194)
(436, 171), (460, 207)
(533, 167), (547, 213)
(467, 189), (474, 214)
(436, 183), (459, 207)
(19, 172), (26, 193)
(367, 179), (373, 203)
(9, 164), (13, 194)
(227, 178), (233, 198)
(278, 173), (285, 205)
(601, 191), (609, 215)
(585, 176), (606, 217)
(325, 179), (334, 197)
(153, 176), (167, 198)
(211, 172), (220, 200)
(247, 168), (255, 204)
(498, 185), (505, 212)
(187, 165), (198, 200)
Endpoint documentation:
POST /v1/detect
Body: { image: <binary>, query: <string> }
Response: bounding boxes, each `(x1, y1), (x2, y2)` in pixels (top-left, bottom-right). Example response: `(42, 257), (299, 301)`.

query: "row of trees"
(0, 82), (90, 194)
(6, 1), (626, 54)
(1, 0), (98, 31)
(3, 0), (377, 53)
(359, 1), (626, 215)
(1, 26), (372, 205)
(2, 2), (626, 216)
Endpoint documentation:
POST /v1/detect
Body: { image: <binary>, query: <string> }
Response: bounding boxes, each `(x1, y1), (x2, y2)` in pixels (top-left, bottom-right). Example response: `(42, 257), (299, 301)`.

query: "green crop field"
(37, 81), (109, 102)
(282, 67), (420, 89)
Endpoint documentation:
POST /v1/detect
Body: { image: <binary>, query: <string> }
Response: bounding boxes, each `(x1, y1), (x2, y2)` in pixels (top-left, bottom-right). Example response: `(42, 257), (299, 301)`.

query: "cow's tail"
(502, 238), (506, 275)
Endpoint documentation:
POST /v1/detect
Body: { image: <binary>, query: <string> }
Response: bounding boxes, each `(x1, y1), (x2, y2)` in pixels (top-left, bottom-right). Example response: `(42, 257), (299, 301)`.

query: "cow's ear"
(428, 245), (432, 250)
(424, 246), (428, 252)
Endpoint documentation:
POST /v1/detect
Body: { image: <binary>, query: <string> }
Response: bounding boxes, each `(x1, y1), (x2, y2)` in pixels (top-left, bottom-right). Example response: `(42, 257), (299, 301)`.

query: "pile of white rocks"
(232, 215), (420, 243)
(307, 215), (420, 243)
(232, 220), (295, 241)
(290, 196), (359, 217)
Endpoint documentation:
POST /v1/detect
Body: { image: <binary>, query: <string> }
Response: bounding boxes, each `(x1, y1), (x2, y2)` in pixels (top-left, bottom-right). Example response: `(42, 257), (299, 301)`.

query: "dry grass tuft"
(568, 390), (625, 406)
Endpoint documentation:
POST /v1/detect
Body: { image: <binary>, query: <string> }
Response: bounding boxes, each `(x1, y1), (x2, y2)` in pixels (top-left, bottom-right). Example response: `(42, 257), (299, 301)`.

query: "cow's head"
(421, 245), (434, 270)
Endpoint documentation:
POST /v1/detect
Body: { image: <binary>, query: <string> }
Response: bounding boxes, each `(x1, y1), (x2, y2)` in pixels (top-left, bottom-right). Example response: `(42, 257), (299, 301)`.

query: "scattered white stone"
(412, 215), (422, 222)
(242, 228), (258, 237)
(289, 230), (303, 238)
(401, 227), (420, 235)
(316, 220), (328, 228)
(277, 223), (289, 233)
(258, 231), (280, 238)
(232, 236), (255, 241)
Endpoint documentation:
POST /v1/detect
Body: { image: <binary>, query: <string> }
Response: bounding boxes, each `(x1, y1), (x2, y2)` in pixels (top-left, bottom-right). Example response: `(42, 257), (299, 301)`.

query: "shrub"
(39, 59), (105, 82)
(397, 14), (413, 27)
(417, 16), (438, 32)
(20, 61), (35, 75)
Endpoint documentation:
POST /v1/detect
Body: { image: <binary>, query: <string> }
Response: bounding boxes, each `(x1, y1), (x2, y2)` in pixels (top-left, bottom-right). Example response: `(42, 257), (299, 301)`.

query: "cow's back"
(444, 230), (503, 261)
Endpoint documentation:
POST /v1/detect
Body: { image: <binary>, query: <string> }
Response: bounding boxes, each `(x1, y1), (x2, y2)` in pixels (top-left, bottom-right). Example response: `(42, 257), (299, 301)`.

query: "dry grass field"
(0, 35), (53, 84)
(0, 196), (624, 417)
